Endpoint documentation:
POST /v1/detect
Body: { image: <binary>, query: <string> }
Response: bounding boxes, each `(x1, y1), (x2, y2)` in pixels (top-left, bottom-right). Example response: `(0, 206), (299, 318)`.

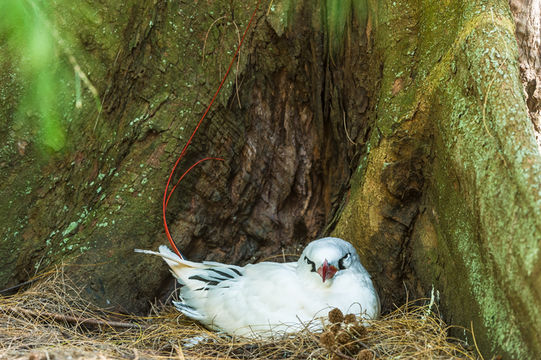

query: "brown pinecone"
(328, 308), (344, 324)
(320, 330), (336, 348)
(356, 349), (375, 360)
(344, 313), (357, 324)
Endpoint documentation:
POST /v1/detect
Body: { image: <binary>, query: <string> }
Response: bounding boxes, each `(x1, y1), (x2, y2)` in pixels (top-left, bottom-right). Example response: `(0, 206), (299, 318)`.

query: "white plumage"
(136, 237), (380, 338)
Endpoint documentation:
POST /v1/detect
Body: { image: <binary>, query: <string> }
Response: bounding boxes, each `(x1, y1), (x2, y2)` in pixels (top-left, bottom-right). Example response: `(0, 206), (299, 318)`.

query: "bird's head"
(297, 237), (360, 286)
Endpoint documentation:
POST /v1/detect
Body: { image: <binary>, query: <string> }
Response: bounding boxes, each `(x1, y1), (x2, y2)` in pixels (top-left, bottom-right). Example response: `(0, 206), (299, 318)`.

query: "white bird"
(136, 237), (380, 338)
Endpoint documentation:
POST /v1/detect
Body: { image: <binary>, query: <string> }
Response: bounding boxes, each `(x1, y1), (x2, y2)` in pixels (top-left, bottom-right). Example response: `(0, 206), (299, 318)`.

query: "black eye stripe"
(304, 256), (316, 272)
(338, 252), (351, 270)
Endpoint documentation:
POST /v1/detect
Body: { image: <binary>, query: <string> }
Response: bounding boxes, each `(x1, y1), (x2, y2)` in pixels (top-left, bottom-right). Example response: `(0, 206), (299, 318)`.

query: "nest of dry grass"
(0, 268), (480, 360)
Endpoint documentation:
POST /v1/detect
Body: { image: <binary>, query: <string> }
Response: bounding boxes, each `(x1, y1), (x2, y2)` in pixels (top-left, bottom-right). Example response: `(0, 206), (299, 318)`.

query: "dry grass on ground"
(0, 268), (480, 359)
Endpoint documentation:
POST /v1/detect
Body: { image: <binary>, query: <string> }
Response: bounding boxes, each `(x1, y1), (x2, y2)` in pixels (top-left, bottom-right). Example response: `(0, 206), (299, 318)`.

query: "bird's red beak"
(317, 259), (338, 282)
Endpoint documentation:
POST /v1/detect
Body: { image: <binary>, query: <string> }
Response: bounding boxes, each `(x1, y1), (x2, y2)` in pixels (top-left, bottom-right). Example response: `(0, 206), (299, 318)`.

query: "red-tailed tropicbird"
(136, 237), (380, 337)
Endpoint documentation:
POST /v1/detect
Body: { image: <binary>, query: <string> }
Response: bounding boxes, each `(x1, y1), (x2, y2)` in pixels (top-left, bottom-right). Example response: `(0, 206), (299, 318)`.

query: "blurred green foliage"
(325, 0), (369, 52)
(1, 0), (67, 151)
(276, 0), (369, 53)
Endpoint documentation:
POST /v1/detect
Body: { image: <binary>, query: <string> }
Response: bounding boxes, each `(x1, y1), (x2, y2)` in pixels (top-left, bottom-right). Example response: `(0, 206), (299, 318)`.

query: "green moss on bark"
(334, 0), (541, 358)
(429, 12), (541, 357)
(0, 0), (255, 312)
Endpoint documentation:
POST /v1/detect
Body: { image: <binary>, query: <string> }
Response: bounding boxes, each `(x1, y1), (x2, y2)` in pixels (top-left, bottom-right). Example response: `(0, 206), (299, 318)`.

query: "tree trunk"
(1, 0), (539, 359)
(332, 0), (541, 358)
(510, 0), (541, 149)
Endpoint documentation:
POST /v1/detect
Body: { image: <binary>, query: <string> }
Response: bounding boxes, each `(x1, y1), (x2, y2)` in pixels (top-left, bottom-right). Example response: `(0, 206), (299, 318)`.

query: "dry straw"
(0, 268), (479, 359)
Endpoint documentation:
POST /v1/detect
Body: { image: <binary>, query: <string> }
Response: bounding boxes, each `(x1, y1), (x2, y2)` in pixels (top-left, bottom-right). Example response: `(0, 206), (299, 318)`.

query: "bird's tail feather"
(134, 247), (205, 267)
(134, 248), (182, 265)
(135, 246), (213, 285)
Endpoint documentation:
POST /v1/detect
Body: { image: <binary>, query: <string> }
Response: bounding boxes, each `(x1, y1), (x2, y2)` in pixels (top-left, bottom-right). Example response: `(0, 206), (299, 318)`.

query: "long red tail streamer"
(163, 0), (261, 259)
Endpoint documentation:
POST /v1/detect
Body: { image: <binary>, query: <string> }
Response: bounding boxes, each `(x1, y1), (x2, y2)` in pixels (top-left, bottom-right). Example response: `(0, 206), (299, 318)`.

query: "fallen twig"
(3, 306), (147, 330)
(0, 279), (39, 295)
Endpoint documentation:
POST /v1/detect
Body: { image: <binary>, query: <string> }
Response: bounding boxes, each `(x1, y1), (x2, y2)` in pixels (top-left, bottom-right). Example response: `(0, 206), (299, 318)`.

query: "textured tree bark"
(333, 0), (541, 358)
(509, 0), (541, 149)
(1, 0), (540, 359)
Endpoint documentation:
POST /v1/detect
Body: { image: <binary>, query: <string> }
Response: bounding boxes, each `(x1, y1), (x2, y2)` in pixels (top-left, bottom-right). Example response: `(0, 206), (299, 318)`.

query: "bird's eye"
(304, 256), (316, 272)
(338, 253), (351, 270)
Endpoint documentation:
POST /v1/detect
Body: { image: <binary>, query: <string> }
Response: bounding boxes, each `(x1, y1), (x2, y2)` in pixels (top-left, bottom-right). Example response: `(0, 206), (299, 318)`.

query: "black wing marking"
(208, 268), (236, 279)
(188, 275), (220, 286)
(187, 266), (243, 291)
(194, 285), (230, 291)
